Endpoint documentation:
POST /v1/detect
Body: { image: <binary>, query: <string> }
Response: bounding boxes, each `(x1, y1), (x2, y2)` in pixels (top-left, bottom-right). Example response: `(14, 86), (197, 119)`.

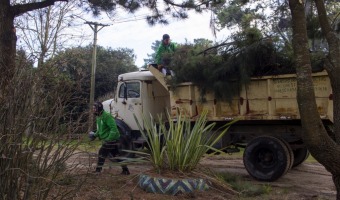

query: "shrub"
(133, 111), (235, 173)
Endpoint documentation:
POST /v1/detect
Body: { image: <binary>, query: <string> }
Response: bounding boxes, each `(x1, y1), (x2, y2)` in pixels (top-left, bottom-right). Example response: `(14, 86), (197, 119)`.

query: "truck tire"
(117, 126), (134, 158)
(243, 136), (292, 181)
(277, 138), (294, 170)
(292, 147), (309, 168)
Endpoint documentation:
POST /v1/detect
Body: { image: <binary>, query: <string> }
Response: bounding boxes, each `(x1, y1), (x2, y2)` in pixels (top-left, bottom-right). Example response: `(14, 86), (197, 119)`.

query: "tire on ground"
(243, 136), (292, 182)
(292, 147), (310, 168)
(276, 137), (294, 171)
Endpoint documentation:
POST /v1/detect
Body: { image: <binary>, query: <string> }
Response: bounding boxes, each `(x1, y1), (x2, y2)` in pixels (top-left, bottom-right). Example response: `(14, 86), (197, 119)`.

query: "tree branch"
(314, 0), (332, 38)
(11, 0), (68, 17)
(197, 41), (235, 55)
(163, 0), (212, 9)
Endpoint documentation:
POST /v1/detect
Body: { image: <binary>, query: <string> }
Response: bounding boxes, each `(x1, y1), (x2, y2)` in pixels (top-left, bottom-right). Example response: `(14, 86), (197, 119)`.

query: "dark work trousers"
(96, 141), (128, 172)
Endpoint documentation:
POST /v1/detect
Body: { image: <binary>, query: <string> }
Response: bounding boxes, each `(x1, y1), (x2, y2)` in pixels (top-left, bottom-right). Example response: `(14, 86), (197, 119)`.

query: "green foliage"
(133, 111), (234, 173)
(168, 36), (295, 101)
(39, 45), (137, 123)
(214, 0), (266, 31)
(143, 40), (161, 67)
(147, 34), (324, 102)
(163, 111), (232, 172)
(213, 0), (339, 55)
(84, 0), (214, 25)
(0, 56), (87, 199)
(50, 45), (137, 99)
(136, 113), (166, 172)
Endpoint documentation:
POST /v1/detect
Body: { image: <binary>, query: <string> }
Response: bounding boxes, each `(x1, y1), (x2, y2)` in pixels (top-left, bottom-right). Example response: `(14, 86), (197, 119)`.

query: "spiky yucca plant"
(133, 111), (235, 173)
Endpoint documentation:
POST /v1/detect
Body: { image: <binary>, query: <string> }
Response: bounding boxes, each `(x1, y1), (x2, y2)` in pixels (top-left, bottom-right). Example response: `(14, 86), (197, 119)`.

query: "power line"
(113, 16), (148, 24)
(113, 13), (150, 21)
(97, 11), (159, 24)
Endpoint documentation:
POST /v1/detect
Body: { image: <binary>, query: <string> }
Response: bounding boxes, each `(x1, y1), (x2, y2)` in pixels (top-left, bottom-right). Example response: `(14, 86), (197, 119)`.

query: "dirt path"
(201, 156), (336, 199)
(68, 152), (336, 199)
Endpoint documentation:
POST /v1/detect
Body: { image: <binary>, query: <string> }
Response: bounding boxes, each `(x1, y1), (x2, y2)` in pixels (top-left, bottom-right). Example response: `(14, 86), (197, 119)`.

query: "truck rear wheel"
(243, 136), (292, 181)
(292, 147), (309, 168)
(277, 138), (294, 170)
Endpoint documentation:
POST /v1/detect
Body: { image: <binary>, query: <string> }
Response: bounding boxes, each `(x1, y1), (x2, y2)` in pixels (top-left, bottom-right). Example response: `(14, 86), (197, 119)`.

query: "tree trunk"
(0, 2), (16, 92)
(334, 174), (340, 200)
(314, 0), (340, 145)
(288, 0), (340, 198)
(0, 0), (17, 147)
(0, 3), (19, 200)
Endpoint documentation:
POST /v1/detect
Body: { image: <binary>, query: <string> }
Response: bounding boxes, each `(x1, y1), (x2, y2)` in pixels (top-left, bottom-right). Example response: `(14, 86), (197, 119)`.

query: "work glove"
(88, 131), (96, 141)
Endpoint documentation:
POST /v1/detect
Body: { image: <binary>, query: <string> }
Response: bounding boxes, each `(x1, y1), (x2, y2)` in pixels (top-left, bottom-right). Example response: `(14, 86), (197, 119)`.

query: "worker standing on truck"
(89, 102), (130, 175)
(155, 34), (177, 75)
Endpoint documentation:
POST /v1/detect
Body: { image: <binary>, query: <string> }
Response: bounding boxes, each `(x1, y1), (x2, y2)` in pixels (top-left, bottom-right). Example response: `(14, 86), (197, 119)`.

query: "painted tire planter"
(138, 174), (209, 195)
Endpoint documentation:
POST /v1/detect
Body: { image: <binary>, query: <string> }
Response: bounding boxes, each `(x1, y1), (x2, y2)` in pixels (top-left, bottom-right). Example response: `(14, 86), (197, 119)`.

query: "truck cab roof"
(118, 70), (155, 81)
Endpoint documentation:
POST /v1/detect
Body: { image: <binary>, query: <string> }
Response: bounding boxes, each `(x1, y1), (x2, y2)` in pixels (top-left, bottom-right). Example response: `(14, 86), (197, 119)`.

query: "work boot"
(91, 167), (102, 175)
(121, 166), (130, 175)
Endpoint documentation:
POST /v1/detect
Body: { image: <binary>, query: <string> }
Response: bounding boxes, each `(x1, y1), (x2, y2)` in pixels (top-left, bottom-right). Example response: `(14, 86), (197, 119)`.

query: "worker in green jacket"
(155, 34), (176, 75)
(89, 102), (130, 175)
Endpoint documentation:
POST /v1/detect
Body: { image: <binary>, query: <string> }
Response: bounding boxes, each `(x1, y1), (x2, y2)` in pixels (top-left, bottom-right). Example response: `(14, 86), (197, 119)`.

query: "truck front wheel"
(118, 127), (134, 158)
(243, 136), (292, 181)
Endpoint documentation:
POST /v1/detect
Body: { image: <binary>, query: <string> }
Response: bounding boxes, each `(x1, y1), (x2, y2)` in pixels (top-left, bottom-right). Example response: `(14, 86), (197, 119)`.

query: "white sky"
(83, 10), (230, 67)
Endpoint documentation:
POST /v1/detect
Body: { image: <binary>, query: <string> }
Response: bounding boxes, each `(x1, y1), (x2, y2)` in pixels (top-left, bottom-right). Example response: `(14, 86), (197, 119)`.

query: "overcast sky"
(83, 10), (230, 67)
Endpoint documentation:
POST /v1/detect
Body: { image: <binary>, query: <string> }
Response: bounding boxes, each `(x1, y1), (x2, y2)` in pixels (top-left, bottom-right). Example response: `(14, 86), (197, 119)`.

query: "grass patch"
(216, 172), (272, 197)
(227, 148), (244, 158)
(305, 154), (318, 163)
(75, 139), (102, 152)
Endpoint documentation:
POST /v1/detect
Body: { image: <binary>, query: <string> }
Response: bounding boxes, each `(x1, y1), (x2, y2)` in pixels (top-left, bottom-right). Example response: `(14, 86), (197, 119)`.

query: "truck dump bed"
(148, 66), (333, 123)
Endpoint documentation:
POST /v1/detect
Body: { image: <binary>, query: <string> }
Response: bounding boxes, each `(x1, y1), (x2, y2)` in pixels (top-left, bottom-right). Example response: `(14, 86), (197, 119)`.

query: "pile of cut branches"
(167, 38), (324, 101)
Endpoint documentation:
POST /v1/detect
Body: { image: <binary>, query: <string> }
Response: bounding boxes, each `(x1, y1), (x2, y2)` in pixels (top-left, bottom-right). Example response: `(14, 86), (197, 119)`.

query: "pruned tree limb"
(197, 41), (235, 55)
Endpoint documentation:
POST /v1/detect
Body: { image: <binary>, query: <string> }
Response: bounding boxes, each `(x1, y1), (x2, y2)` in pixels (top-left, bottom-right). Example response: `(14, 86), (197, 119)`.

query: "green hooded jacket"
(94, 111), (120, 141)
(155, 42), (177, 64)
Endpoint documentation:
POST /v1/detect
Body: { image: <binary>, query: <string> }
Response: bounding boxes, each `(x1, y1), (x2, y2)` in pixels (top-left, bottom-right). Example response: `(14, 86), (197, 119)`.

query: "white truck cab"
(103, 69), (170, 134)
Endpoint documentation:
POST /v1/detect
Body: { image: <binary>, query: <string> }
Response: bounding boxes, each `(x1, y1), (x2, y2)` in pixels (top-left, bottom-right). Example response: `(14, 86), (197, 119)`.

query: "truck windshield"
(118, 82), (140, 98)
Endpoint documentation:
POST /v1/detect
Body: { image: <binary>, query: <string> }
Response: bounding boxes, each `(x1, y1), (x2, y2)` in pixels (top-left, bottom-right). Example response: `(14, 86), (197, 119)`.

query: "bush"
(132, 111), (235, 173)
(0, 58), (88, 199)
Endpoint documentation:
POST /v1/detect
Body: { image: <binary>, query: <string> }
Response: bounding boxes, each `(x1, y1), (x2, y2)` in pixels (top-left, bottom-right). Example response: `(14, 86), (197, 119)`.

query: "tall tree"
(288, 0), (340, 198)
(39, 45), (137, 122)
(51, 45), (137, 99)
(15, 1), (86, 67)
(143, 40), (161, 67)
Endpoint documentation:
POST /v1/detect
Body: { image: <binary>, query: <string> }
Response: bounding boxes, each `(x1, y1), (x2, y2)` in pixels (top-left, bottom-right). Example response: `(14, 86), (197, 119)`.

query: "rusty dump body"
(149, 66), (333, 124)
(149, 66), (333, 147)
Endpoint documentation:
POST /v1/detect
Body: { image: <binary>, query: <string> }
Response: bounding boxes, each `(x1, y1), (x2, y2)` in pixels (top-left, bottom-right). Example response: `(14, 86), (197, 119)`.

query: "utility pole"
(86, 21), (110, 132)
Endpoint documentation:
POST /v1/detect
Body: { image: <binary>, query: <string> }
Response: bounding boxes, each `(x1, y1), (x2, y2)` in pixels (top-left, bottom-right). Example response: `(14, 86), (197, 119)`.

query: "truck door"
(116, 81), (143, 130)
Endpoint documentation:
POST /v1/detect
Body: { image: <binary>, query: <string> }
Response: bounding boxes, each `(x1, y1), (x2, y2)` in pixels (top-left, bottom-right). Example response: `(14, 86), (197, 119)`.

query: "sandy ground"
(64, 152), (336, 200)
(202, 156), (336, 199)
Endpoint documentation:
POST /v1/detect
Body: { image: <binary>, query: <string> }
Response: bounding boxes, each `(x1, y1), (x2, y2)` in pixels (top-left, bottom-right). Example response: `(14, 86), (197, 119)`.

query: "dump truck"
(102, 65), (333, 181)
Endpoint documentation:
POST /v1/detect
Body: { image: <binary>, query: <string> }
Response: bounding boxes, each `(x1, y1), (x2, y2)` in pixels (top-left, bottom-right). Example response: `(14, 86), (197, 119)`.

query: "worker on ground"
(155, 34), (177, 75)
(89, 102), (130, 175)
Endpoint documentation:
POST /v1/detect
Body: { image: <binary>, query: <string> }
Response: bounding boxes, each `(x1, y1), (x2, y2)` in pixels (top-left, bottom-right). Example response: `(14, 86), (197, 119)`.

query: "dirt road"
(70, 153), (336, 199)
(201, 156), (336, 199)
